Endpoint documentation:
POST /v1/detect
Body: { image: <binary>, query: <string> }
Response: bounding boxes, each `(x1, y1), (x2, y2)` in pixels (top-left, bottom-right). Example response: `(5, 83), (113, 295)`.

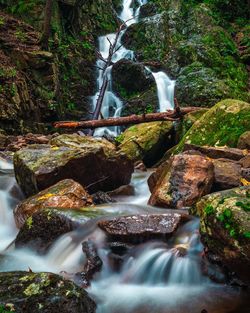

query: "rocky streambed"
(0, 121), (249, 312)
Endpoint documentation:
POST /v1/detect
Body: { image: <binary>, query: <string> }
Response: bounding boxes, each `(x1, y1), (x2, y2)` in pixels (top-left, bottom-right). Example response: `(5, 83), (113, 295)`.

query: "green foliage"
(217, 208), (238, 238)
(0, 305), (12, 313)
(0, 67), (17, 79)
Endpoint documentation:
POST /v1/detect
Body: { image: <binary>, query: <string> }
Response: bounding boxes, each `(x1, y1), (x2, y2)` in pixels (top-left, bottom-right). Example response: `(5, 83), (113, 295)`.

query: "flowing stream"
(92, 0), (175, 137)
(0, 158), (249, 313)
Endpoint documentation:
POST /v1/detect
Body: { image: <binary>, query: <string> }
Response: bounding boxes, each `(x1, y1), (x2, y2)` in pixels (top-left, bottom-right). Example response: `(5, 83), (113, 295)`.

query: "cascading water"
(0, 159), (248, 312)
(92, 0), (175, 137)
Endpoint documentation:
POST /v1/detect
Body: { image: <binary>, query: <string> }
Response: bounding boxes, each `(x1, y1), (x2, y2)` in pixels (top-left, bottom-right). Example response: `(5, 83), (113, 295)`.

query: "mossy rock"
(0, 271), (96, 313)
(117, 121), (174, 167)
(195, 186), (250, 285)
(14, 135), (133, 196)
(174, 99), (250, 154)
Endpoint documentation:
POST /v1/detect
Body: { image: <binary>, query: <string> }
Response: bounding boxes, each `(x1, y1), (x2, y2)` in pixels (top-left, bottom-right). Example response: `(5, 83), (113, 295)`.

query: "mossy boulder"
(14, 134), (134, 196)
(14, 206), (109, 254)
(195, 186), (250, 285)
(112, 59), (154, 97)
(174, 99), (250, 154)
(0, 271), (96, 313)
(14, 179), (93, 228)
(117, 121), (174, 167)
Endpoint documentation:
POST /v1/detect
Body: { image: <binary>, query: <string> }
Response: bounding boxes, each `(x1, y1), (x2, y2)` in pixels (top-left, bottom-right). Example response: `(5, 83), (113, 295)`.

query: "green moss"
(174, 99), (250, 154)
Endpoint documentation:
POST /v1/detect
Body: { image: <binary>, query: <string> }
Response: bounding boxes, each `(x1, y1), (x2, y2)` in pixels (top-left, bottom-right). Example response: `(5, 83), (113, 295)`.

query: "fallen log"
(54, 107), (205, 130)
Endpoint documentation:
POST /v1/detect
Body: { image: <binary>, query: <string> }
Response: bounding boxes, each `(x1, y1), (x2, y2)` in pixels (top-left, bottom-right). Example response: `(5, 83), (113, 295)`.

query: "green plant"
(14, 29), (26, 42)
(115, 133), (125, 144)
(235, 201), (250, 212)
(0, 304), (12, 313)
(204, 204), (215, 215)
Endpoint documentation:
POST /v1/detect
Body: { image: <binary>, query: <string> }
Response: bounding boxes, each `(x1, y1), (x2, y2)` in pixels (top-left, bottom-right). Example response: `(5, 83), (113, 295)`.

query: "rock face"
(98, 213), (188, 243)
(118, 121), (174, 166)
(149, 153), (214, 208)
(237, 131), (250, 149)
(174, 99), (250, 154)
(195, 187), (250, 286)
(14, 179), (93, 228)
(0, 271), (96, 313)
(14, 134), (134, 196)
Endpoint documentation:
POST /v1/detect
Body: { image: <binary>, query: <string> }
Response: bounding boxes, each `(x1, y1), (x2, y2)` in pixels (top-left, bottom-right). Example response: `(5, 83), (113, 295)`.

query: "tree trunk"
(41, 0), (53, 50)
(54, 107), (204, 130)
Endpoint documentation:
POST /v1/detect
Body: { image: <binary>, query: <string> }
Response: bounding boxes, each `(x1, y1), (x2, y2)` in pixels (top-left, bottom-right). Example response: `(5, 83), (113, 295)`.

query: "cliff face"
(0, 0), (118, 134)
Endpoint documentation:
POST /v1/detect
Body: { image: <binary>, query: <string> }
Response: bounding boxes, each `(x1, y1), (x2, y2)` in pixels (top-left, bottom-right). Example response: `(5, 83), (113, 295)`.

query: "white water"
(92, 0), (175, 137)
(0, 159), (247, 312)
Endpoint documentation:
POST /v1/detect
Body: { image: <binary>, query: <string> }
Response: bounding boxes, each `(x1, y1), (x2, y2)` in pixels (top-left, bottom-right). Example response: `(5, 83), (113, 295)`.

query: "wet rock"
(184, 144), (247, 161)
(212, 159), (242, 191)
(118, 121), (174, 167)
(75, 240), (103, 288)
(14, 179), (93, 228)
(98, 213), (188, 243)
(0, 133), (7, 150)
(92, 191), (116, 205)
(14, 134), (133, 196)
(237, 131), (250, 149)
(14, 205), (108, 254)
(108, 185), (135, 197)
(140, 2), (158, 18)
(112, 59), (154, 96)
(195, 186), (250, 286)
(149, 153), (214, 208)
(0, 271), (96, 313)
(240, 155), (250, 168)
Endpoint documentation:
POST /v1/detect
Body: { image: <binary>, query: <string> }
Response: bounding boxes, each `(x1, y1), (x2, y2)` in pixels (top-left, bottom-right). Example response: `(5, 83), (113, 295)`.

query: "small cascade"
(151, 71), (176, 111)
(0, 161), (21, 252)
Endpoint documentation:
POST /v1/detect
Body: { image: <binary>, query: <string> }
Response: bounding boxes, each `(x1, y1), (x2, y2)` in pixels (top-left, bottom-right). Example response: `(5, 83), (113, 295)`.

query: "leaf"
(240, 178), (250, 186)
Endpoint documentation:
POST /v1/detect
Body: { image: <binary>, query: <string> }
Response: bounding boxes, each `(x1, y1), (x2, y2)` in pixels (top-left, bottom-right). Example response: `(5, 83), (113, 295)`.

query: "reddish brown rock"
(237, 131), (250, 150)
(149, 153), (214, 208)
(184, 144), (246, 161)
(98, 213), (188, 243)
(14, 179), (93, 228)
(212, 158), (241, 190)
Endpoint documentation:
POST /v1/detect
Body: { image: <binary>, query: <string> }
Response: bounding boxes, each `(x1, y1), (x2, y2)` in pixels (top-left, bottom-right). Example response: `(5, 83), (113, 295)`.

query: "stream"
(0, 158), (249, 313)
(0, 1), (249, 312)
(92, 0), (175, 137)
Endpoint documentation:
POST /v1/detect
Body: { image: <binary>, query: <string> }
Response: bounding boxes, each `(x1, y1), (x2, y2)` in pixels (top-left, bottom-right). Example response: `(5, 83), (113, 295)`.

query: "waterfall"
(92, 0), (175, 137)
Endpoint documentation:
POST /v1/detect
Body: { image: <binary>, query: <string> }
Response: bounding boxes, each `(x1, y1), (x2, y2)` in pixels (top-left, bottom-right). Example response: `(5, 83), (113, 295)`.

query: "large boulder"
(149, 152), (214, 208)
(14, 134), (134, 196)
(117, 121), (174, 166)
(195, 187), (250, 285)
(112, 59), (154, 96)
(14, 179), (93, 228)
(98, 213), (188, 244)
(174, 99), (250, 154)
(0, 271), (96, 313)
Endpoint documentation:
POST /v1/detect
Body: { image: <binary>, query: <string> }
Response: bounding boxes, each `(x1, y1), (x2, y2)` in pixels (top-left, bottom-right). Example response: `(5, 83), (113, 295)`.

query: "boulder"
(237, 131), (250, 149)
(174, 99), (250, 154)
(183, 144), (247, 161)
(212, 159), (242, 191)
(98, 213), (188, 243)
(149, 153), (214, 208)
(0, 271), (96, 313)
(118, 121), (174, 166)
(195, 187), (250, 286)
(15, 206), (110, 254)
(14, 179), (93, 228)
(112, 59), (154, 96)
(14, 134), (134, 196)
